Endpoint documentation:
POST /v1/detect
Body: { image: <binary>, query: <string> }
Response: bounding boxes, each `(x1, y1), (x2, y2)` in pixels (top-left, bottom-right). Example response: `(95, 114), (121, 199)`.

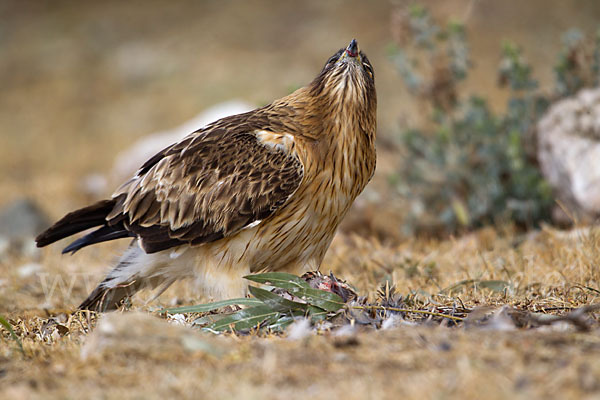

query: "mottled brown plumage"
(36, 39), (377, 311)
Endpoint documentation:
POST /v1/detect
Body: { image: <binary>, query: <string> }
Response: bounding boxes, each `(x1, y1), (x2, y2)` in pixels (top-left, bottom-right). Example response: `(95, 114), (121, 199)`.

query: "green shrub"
(389, 6), (599, 235)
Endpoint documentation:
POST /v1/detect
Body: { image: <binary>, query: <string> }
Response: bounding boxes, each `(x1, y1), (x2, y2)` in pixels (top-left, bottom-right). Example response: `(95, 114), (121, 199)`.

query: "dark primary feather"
(61, 225), (134, 254)
(35, 200), (116, 247)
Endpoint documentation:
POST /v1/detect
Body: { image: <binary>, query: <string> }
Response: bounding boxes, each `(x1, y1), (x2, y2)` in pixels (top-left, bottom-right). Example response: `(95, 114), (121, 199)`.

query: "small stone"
(51, 329), (61, 341)
(54, 313), (68, 324)
(0, 199), (49, 240)
(17, 262), (42, 279)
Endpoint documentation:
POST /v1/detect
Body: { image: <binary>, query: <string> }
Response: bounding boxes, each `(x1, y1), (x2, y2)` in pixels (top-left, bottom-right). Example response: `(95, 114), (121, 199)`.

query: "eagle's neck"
(302, 82), (377, 203)
(269, 82), (376, 198)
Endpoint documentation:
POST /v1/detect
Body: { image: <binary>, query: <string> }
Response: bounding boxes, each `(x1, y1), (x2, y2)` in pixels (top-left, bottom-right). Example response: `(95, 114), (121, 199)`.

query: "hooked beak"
(345, 39), (359, 58)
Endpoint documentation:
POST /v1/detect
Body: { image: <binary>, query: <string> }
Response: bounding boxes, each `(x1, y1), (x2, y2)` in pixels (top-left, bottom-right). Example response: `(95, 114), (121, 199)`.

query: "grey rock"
(537, 88), (600, 221)
(0, 198), (48, 259)
(0, 198), (49, 239)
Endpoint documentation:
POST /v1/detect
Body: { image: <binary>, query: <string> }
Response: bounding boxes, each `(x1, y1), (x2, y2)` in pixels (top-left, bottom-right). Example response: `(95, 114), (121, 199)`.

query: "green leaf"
(205, 305), (281, 332)
(244, 272), (312, 289)
(248, 286), (308, 312)
(0, 314), (23, 355)
(249, 287), (330, 322)
(578, 285), (600, 295)
(307, 305), (329, 322)
(163, 298), (262, 314)
(441, 279), (476, 294)
(244, 273), (345, 312)
(192, 313), (232, 327)
(441, 279), (511, 294)
(477, 280), (511, 293)
(265, 316), (297, 332)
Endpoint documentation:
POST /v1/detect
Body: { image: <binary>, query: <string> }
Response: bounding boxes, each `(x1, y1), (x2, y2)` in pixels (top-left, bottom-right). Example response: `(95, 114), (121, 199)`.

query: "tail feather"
(78, 280), (142, 312)
(37, 199), (169, 312)
(62, 225), (134, 254)
(78, 245), (172, 312)
(78, 277), (175, 312)
(78, 243), (145, 312)
(35, 199), (118, 248)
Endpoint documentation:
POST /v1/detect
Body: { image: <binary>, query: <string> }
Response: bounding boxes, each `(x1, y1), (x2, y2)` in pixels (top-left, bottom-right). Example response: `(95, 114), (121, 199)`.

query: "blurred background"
(4, 4), (600, 396)
(2, 0), (600, 245)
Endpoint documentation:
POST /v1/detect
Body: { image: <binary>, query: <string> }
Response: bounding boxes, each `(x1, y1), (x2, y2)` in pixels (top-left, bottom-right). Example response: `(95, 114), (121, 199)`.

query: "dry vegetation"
(3, 226), (600, 399)
(2, 1), (600, 399)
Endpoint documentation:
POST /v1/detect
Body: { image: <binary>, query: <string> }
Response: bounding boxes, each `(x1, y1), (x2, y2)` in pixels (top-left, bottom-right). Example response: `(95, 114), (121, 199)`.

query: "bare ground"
(2, 226), (600, 399)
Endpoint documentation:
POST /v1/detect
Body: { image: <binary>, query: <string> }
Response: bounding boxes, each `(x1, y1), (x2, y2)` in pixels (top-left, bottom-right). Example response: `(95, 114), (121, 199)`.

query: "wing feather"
(108, 125), (304, 253)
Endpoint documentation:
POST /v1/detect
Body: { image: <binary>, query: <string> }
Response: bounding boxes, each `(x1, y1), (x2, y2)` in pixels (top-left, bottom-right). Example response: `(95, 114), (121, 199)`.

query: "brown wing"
(105, 125), (304, 253)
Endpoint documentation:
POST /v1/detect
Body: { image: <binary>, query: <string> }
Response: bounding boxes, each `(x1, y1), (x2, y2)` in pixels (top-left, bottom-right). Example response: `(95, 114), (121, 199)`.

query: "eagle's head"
(310, 39), (376, 112)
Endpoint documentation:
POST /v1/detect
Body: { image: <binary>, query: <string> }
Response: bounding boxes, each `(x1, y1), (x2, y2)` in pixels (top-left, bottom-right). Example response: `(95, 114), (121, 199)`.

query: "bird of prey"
(36, 39), (377, 311)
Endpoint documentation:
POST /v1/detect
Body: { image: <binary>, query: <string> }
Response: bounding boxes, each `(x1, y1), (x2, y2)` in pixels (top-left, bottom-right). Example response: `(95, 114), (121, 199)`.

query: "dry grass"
(2, 224), (600, 399)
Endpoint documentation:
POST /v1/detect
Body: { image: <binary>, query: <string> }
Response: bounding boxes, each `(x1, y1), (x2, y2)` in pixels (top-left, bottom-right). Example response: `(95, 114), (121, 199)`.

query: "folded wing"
(36, 123), (304, 254)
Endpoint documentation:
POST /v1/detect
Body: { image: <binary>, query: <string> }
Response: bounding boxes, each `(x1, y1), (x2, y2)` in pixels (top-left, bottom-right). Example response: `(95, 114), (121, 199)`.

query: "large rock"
(537, 88), (600, 221)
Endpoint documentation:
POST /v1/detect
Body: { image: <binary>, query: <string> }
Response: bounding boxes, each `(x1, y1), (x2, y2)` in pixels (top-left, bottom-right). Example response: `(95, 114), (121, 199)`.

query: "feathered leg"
(79, 244), (178, 311)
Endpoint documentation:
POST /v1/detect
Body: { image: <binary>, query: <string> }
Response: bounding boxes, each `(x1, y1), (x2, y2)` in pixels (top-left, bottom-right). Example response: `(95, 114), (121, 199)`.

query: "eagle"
(36, 39), (377, 311)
